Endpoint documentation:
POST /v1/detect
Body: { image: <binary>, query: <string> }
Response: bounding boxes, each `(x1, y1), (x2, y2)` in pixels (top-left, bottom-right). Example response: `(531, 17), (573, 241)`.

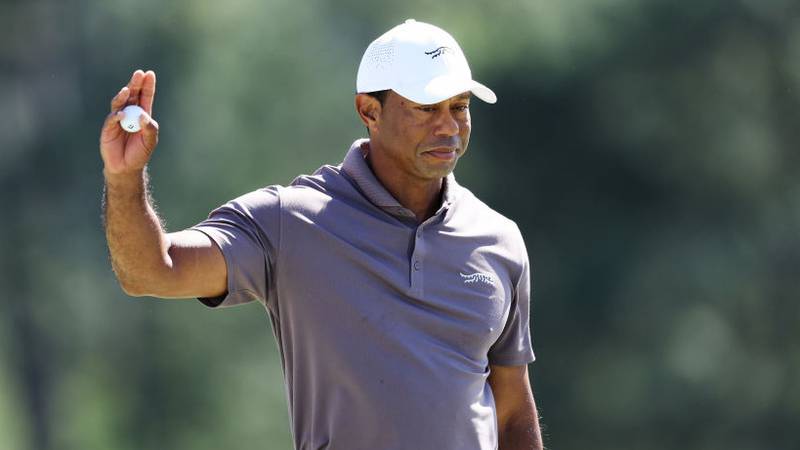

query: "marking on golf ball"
(120, 105), (145, 133)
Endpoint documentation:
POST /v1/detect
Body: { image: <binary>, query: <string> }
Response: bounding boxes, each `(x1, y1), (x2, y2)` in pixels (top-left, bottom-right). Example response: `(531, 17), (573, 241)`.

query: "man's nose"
(433, 109), (459, 137)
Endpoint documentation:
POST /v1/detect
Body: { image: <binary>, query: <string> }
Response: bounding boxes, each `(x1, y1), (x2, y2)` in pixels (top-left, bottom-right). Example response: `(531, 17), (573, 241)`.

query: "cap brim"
(394, 76), (497, 105)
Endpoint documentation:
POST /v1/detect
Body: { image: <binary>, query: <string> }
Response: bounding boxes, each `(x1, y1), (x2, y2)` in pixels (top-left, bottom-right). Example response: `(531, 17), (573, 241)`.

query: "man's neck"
(363, 145), (443, 223)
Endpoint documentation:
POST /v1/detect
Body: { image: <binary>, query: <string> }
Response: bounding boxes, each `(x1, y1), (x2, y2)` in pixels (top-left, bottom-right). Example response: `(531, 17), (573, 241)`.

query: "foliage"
(2, 0), (799, 449)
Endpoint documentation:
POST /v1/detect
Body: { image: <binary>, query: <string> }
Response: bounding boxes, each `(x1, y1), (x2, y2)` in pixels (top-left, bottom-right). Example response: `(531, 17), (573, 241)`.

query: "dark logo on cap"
(425, 46), (452, 59)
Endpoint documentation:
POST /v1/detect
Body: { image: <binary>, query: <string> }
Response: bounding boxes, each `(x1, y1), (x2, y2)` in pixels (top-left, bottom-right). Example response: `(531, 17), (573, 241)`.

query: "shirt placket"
(409, 210), (447, 295)
(410, 223), (426, 295)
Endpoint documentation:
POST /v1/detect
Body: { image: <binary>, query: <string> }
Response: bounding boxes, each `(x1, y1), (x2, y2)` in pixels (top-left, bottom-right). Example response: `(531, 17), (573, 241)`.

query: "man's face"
(371, 90), (472, 181)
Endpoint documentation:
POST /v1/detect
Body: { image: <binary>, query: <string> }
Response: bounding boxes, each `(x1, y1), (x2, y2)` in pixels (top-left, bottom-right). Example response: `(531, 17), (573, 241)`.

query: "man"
(100, 19), (543, 450)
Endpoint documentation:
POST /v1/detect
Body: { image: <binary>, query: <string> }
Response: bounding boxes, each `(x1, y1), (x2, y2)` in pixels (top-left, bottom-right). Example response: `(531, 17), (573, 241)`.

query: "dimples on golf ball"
(120, 105), (145, 133)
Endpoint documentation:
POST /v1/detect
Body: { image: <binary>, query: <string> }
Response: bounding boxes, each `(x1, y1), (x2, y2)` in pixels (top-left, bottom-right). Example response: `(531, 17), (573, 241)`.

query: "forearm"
(498, 404), (543, 450)
(103, 167), (171, 295)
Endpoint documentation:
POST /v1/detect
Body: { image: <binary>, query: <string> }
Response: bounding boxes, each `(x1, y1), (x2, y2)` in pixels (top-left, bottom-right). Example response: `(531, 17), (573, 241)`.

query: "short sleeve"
(190, 186), (281, 308)
(488, 232), (535, 366)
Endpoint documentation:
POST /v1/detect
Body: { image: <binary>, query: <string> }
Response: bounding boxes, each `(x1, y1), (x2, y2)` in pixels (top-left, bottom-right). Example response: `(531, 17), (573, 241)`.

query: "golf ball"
(120, 105), (145, 133)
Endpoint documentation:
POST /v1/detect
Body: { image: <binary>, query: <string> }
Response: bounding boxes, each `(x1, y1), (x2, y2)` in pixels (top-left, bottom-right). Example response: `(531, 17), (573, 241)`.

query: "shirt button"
(413, 261), (421, 271)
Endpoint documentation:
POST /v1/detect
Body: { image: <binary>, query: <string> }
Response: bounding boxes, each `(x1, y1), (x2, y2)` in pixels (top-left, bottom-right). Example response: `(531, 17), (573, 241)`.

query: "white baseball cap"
(356, 19), (497, 105)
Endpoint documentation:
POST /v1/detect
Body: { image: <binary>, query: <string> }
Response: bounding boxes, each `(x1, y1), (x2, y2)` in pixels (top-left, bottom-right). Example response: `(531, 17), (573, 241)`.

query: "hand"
(100, 70), (159, 176)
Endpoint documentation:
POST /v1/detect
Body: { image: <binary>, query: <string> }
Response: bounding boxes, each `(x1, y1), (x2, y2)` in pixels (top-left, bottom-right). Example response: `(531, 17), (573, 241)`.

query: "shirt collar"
(341, 138), (460, 220)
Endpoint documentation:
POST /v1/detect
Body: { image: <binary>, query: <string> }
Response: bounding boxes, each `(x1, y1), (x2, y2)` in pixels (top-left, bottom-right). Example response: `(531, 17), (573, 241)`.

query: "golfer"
(100, 19), (543, 450)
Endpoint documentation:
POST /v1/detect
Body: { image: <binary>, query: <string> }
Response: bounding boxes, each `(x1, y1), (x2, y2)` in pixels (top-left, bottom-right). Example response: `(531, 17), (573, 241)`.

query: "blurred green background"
(2, 0), (800, 449)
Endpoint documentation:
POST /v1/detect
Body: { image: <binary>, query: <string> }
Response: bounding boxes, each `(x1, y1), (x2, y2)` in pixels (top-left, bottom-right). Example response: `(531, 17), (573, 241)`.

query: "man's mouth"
(423, 147), (457, 160)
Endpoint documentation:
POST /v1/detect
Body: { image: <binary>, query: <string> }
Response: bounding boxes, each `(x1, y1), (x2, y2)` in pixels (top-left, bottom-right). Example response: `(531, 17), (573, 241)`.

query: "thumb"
(138, 111), (160, 154)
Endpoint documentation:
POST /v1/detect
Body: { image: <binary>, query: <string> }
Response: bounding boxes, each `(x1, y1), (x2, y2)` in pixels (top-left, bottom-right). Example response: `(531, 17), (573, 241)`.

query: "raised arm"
(100, 70), (227, 299)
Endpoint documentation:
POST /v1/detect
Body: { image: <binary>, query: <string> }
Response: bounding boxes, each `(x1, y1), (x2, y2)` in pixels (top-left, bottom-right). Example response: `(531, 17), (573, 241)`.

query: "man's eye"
(454, 105), (470, 112)
(418, 106), (436, 112)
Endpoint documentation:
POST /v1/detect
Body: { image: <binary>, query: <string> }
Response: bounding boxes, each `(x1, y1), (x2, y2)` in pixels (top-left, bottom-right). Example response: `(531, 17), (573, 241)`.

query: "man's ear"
(355, 94), (382, 134)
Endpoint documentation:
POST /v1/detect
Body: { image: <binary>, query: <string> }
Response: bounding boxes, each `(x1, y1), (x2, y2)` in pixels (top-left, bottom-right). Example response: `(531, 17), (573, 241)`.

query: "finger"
(138, 111), (159, 133)
(126, 70), (145, 106)
(139, 113), (158, 138)
(138, 112), (159, 151)
(100, 111), (125, 143)
(102, 110), (124, 129)
(140, 70), (156, 115)
(110, 86), (130, 112)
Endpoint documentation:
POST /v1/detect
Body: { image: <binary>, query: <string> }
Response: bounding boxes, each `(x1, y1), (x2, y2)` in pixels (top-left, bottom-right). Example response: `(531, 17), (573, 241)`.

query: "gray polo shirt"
(191, 138), (535, 450)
